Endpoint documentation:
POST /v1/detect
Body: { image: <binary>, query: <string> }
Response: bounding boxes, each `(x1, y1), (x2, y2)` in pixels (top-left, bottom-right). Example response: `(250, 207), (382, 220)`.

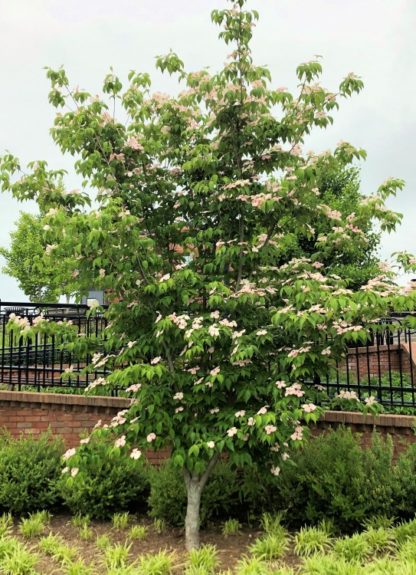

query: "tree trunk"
(184, 476), (204, 550)
(183, 455), (219, 550)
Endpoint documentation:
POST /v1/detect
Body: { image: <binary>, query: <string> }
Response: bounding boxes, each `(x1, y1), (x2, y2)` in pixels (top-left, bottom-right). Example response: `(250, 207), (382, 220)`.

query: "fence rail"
(0, 302), (415, 407)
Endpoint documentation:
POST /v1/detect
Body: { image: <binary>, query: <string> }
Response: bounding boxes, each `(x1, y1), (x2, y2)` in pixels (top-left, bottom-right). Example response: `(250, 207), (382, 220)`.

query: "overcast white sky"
(0, 0), (415, 301)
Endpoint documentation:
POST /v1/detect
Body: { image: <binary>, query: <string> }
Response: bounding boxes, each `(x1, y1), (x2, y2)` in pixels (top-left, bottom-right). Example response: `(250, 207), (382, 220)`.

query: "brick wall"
(312, 410), (416, 457)
(0, 391), (415, 460)
(0, 391), (170, 464)
(346, 344), (415, 382)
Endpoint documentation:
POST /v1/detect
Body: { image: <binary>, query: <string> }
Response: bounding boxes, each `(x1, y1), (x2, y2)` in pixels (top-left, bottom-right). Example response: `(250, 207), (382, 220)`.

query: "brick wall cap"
(322, 410), (416, 429)
(0, 391), (131, 409)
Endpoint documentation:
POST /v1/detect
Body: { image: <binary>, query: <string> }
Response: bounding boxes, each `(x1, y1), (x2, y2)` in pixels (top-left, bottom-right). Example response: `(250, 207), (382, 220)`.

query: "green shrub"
(0, 431), (63, 514)
(392, 444), (416, 520)
(59, 435), (149, 519)
(148, 460), (242, 526)
(274, 427), (395, 531)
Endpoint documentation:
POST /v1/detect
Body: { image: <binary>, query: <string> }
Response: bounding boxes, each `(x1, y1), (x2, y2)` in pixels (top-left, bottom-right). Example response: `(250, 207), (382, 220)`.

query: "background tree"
(0, 212), (62, 302)
(1, 0), (415, 549)
(296, 165), (382, 288)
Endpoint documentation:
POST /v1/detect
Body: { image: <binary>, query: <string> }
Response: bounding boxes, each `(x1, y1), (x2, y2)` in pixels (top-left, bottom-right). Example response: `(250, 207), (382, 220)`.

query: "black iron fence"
(309, 315), (416, 409)
(0, 301), (110, 394)
(0, 302), (416, 408)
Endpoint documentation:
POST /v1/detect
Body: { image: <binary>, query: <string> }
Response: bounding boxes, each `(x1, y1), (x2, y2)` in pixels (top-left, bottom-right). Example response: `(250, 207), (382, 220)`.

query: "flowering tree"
(1, 0), (415, 549)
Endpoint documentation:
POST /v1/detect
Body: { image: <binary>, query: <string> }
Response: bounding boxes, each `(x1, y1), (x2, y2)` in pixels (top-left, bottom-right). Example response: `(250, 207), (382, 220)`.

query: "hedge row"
(1, 428), (416, 532)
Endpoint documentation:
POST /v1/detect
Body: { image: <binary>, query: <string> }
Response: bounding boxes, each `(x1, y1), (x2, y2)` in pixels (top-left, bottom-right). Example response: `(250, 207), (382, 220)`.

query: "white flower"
(151, 357), (161, 365)
(227, 427), (238, 437)
(61, 467), (69, 474)
(147, 433), (157, 443)
(159, 273), (171, 282)
(63, 448), (76, 461)
(207, 441), (215, 449)
(130, 448), (142, 460)
(275, 380), (286, 389)
(173, 392), (184, 401)
(257, 406), (268, 416)
(208, 325), (220, 338)
(126, 383), (142, 393)
(247, 417), (255, 427)
(80, 437), (90, 445)
(70, 467), (79, 478)
(256, 329), (267, 336)
(114, 435), (126, 448)
(271, 466), (280, 477)
(87, 298), (100, 309)
(210, 407), (220, 414)
(45, 244), (57, 255)
(235, 410), (246, 418)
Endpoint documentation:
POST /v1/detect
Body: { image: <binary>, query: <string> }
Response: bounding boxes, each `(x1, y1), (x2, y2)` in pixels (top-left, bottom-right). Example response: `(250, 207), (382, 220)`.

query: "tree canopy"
(1, 0), (415, 549)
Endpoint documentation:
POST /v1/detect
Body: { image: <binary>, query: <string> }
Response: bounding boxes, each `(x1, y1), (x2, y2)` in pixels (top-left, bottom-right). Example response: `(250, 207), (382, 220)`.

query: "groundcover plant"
(1, 0), (415, 550)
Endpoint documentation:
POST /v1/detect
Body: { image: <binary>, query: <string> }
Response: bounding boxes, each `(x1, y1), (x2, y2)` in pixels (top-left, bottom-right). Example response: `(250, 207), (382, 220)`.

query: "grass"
(222, 519), (241, 537)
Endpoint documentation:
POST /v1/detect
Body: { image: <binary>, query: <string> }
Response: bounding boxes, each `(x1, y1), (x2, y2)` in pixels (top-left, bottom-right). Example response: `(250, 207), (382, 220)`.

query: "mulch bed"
(11, 515), (302, 573)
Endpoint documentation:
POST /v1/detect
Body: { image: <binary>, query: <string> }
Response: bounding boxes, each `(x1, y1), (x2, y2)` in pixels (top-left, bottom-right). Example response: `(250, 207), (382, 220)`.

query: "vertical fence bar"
(386, 327), (394, 405)
(1, 316), (5, 384)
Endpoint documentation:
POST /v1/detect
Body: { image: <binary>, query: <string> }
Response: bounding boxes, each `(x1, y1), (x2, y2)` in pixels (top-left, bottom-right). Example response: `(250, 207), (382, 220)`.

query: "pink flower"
(151, 357), (161, 365)
(302, 403), (317, 413)
(126, 136), (143, 151)
(130, 448), (142, 460)
(114, 435), (126, 448)
(285, 384), (305, 398)
(275, 380), (286, 389)
(291, 426), (304, 441)
(227, 427), (238, 438)
(210, 367), (220, 376)
(265, 425), (277, 435)
(147, 433), (157, 443)
(257, 406), (268, 416)
(159, 274), (170, 282)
